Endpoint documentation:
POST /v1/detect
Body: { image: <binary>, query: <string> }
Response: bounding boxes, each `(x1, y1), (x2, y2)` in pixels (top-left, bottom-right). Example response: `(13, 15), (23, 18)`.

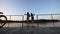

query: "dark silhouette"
(0, 12), (7, 28)
(31, 13), (34, 20)
(31, 13), (34, 23)
(26, 12), (30, 22)
(0, 12), (3, 14)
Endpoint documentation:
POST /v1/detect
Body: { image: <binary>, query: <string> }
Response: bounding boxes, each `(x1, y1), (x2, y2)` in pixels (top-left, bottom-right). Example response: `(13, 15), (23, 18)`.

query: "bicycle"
(0, 12), (7, 28)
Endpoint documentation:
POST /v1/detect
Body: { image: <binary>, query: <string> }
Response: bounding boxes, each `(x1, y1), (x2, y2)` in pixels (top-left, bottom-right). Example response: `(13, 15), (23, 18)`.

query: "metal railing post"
(8, 16), (11, 27)
(51, 14), (55, 27)
(36, 15), (39, 34)
(21, 15), (24, 34)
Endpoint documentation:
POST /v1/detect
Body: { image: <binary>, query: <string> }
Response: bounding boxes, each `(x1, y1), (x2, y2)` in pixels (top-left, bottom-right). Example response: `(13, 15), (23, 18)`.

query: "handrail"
(37, 14), (60, 16)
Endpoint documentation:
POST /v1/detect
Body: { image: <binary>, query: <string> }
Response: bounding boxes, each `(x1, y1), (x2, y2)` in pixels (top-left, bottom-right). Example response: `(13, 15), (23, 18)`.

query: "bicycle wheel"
(0, 15), (7, 28)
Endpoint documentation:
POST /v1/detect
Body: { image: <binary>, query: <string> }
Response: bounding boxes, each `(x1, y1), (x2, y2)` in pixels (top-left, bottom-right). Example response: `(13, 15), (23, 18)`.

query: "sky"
(0, 0), (60, 15)
(0, 0), (60, 27)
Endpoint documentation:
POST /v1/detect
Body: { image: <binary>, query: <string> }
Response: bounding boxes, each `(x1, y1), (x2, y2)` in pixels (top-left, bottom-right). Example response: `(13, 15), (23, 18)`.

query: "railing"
(2, 14), (60, 34)
(3, 14), (60, 27)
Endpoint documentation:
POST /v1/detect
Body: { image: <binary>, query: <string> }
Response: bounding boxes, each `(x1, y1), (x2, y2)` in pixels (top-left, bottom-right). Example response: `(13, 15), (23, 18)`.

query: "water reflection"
(3, 22), (60, 27)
